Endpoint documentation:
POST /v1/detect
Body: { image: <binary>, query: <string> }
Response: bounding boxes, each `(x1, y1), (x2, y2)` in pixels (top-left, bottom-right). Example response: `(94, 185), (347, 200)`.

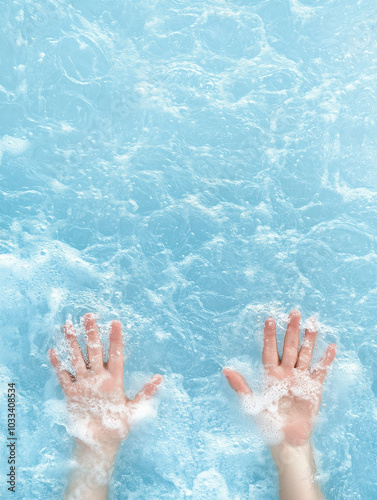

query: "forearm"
(270, 441), (324, 500)
(65, 440), (119, 500)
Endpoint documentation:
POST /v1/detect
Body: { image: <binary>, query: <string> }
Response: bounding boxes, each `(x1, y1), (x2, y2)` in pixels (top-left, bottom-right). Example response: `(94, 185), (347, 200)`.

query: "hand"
(223, 310), (336, 447)
(49, 313), (163, 450)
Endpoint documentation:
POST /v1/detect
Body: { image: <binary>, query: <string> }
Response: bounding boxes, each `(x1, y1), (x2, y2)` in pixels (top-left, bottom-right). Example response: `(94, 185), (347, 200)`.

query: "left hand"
(49, 313), (163, 450)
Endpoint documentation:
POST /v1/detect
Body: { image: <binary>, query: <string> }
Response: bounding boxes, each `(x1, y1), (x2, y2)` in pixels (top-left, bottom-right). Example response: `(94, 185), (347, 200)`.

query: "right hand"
(223, 310), (336, 446)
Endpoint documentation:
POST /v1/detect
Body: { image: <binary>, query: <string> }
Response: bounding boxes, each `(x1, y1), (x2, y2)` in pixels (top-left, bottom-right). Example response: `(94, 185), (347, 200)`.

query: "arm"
(65, 440), (119, 500)
(270, 440), (323, 500)
(223, 310), (336, 500)
(49, 314), (162, 500)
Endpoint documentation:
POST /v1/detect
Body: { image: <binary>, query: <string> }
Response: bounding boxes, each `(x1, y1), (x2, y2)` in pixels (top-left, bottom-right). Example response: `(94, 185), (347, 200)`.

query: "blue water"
(0, 0), (376, 498)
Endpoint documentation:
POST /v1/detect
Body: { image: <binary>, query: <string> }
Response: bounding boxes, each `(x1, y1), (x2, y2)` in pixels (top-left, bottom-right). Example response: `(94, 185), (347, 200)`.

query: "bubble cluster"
(239, 370), (323, 446)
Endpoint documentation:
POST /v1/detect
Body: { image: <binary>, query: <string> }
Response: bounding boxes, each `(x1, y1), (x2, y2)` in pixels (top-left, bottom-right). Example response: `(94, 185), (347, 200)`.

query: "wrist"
(74, 438), (120, 463)
(270, 440), (324, 500)
(66, 439), (120, 497)
(270, 440), (312, 466)
(270, 440), (314, 475)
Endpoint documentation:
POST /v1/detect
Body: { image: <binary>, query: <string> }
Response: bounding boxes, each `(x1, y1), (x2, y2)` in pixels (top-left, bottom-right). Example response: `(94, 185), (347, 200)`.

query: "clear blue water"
(0, 0), (376, 498)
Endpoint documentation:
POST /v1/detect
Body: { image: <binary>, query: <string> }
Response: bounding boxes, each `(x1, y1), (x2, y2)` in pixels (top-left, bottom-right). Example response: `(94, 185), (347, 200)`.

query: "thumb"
(223, 368), (253, 396)
(132, 374), (163, 405)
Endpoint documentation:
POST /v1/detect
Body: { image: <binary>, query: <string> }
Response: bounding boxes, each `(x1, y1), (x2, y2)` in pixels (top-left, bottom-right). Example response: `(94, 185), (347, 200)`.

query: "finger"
(48, 348), (75, 397)
(132, 374), (163, 405)
(312, 344), (337, 385)
(64, 321), (87, 377)
(262, 317), (279, 369)
(223, 368), (253, 395)
(295, 319), (318, 370)
(107, 320), (124, 377)
(83, 313), (104, 373)
(281, 309), (301, 368)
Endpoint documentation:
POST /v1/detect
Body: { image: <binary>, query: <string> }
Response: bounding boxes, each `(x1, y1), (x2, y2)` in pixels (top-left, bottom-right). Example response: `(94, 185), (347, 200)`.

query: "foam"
(128, 398), (158, 426)
(65, 392), (128, 445)
(192, 468), (230, 500)
(239, 371), (322, 446)
(47, 370), (160, 448)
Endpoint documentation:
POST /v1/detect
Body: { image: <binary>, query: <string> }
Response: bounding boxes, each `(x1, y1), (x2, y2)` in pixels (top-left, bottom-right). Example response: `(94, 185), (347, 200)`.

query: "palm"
(49, 314), (162, 447)
(262, 366), (322, 444)
(224, 310), (336, 446)
(66, 371), (130, 444)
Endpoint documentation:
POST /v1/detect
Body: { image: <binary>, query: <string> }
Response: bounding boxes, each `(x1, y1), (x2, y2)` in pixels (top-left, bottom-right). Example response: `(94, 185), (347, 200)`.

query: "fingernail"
(290, 309), (301, 317)
(266, 317), (276, 326)
(151, 374), (163, 384)
(327, 344), (336, 356)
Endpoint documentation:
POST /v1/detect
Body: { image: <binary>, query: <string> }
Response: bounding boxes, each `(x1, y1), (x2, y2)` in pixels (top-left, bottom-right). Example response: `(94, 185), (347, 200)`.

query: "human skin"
(49, 313), (162, 500)
(223, 309), (336, 500)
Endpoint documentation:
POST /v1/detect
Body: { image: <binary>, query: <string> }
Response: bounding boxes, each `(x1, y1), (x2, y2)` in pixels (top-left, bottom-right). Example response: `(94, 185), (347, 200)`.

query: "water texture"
(0, 0), (376, 498)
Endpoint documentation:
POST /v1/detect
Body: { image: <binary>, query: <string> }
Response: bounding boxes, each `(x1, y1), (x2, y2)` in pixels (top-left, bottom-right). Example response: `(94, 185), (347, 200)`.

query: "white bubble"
(255, 412), (285, 446)
(240, 393), (264, 416)
(128, 399), (157, 426)
(192, 468), (230, 500)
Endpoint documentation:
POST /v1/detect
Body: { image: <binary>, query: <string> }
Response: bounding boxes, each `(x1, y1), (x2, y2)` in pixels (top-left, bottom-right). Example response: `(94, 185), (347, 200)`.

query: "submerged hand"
(223, 310), (336, 447)
(49, 313), (162, 449)
(49, 314), (163, 500)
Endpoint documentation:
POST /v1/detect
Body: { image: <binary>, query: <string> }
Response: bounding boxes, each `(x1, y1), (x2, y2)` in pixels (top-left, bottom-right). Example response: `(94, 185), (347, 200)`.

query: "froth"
(239, 372), (319, 446)
(128, 398), (157, 426)
(241, 393), (285, 445)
